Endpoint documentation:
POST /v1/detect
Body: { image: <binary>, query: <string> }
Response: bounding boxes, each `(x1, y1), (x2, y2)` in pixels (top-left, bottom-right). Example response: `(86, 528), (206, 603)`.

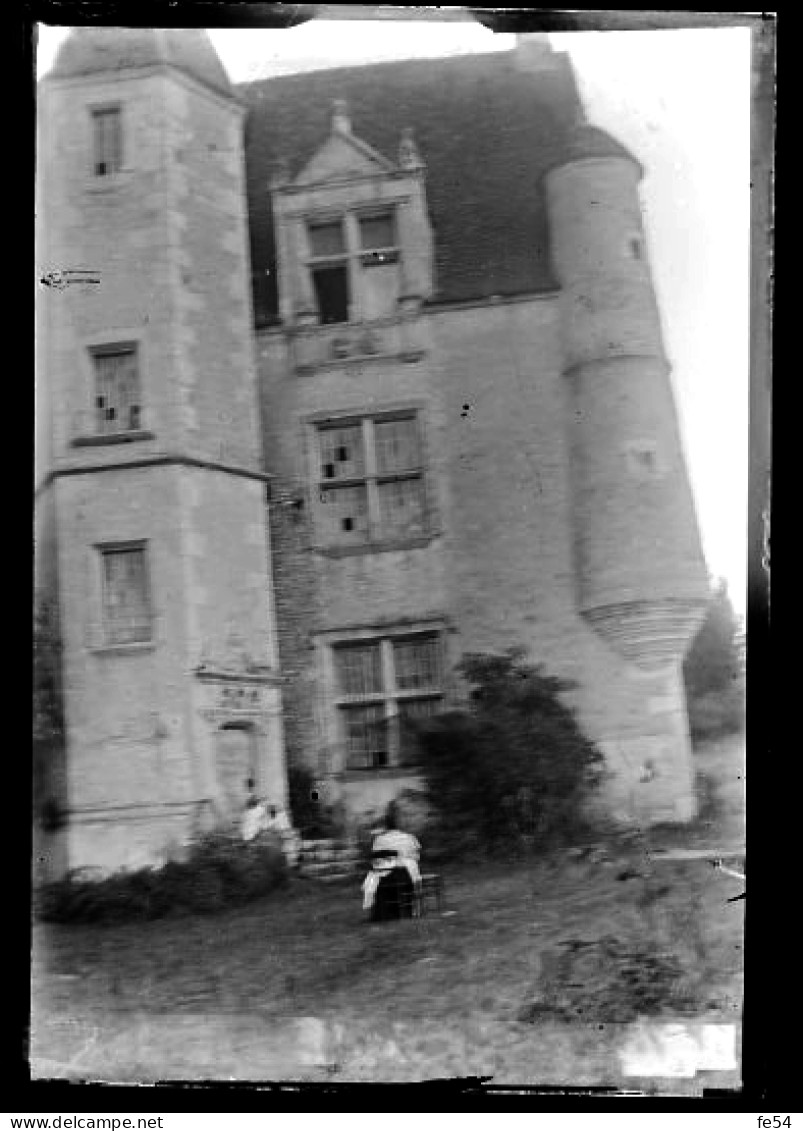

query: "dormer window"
(308, 219), (350, 325)
(312, 264), (350, 325)
(305, 209), (401, 325)
(272, 111), (432, 327)
(309, 220), (346, 258)
(359, 212), (399, 266)
(91, 106), (123, 177)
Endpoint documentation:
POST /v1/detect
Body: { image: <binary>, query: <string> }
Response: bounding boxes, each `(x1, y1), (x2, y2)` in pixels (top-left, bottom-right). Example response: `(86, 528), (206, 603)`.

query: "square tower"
(35, 28), (288, 875)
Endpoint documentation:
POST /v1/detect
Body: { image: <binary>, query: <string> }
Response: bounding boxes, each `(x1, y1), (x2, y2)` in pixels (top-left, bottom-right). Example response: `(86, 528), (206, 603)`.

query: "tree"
(415, 649), (605, 857)
(683, 579), (745, 743)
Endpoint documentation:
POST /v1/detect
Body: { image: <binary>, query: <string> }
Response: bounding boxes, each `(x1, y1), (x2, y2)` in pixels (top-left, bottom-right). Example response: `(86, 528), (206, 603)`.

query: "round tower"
(544, 124), (709, 670)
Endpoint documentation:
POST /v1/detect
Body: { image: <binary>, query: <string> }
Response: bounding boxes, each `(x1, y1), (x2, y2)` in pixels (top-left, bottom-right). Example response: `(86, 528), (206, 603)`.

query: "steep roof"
(544, 123), (643, 178)
(50, 27), (235, 100)
(239, 49), (584, 326)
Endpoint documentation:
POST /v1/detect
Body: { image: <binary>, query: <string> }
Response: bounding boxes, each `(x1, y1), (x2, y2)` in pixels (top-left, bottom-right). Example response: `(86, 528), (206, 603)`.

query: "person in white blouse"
(362, 803), (422, 920)
(265, 803), (301, 868)
(241, 791), (268, 842)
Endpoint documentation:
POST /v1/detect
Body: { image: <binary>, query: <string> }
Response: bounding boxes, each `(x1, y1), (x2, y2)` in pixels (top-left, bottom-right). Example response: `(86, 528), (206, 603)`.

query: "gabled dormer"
(270, 101), (434, 331)
(294, 99), (396, 187)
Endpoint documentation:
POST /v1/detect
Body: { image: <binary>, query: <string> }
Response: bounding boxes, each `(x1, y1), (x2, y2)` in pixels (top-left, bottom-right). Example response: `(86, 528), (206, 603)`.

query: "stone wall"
(260, 290), (700, 824)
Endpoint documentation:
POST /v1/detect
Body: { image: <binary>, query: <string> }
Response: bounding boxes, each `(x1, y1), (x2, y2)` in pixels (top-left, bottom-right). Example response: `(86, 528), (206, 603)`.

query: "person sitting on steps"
(265, 801), (301, 869)
(240, 780), (268, 842)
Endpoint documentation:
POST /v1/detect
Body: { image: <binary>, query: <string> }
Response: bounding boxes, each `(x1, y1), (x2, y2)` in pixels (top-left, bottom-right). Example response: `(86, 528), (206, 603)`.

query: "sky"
(35, 16), (751, 617)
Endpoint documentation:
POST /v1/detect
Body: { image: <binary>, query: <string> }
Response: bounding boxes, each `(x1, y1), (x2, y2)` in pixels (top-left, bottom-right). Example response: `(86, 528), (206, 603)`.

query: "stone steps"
(298, 838), (363, 880)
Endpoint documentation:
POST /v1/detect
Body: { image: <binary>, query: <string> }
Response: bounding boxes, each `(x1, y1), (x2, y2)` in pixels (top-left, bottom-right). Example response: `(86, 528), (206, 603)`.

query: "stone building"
(35, 28), (710, 877)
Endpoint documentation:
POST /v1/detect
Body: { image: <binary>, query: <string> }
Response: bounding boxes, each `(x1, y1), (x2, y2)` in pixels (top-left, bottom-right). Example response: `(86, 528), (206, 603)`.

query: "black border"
(23, 2), (777, 1111)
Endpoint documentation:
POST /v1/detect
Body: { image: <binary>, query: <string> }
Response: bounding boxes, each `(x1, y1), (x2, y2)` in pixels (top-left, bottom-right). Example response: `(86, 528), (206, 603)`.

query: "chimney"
(514, 33), (557, 72)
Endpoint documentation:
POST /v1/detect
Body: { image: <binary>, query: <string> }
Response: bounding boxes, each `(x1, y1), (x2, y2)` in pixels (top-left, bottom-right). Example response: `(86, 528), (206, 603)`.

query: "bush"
(683, 579), (745, 744)
(687, 686), (745, 744)
(415, 650), (605, 860)
(36, 832), (288, 924)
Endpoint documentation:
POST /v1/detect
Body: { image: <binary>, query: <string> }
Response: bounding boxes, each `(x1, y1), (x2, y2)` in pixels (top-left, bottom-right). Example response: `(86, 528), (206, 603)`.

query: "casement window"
(100, 544), (152, 645)
(308, 219), (350, 324)
(91, 106), (123, 177)
(358, 212), (398, 264)
(91, 346), (141, 435)
(334, 632), (443, 770)
(305, 209), (401, 324)
(316, 413), (427, 548)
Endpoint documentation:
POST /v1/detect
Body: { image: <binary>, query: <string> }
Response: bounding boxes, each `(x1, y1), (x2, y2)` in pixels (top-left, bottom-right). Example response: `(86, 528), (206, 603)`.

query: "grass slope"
(32, 850), (744, 1087)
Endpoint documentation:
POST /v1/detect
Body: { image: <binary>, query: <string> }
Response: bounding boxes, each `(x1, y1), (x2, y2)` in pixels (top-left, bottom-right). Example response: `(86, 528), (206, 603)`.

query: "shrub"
(683, 579), (745, 744)
(687, 686), (745, 744)
(393, 788), (431, 835)
(415, 650), (605, 860)
(36, 832), (288, 924)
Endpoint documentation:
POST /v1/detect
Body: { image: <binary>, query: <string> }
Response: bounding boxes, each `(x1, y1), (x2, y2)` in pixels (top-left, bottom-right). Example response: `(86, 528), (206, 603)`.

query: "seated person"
(265, 803), (301, 869)
(362, 803), (422, 922)
(241, 790), (268, 842)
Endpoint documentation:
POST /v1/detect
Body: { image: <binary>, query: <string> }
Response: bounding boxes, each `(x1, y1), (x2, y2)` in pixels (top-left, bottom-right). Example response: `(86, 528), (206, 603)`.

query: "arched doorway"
(215, 723), (257, 822)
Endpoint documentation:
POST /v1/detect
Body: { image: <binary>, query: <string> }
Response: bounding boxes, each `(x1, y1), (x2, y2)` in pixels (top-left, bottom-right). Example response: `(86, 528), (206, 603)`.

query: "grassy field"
(31, 734), (745, 1086)
(31, 837), (744, 1087)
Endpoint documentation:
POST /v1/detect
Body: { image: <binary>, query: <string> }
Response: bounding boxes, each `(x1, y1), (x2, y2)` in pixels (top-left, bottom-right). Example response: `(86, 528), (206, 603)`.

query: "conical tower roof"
(542, 123), (644, 179)
(49, 27), (235, 100)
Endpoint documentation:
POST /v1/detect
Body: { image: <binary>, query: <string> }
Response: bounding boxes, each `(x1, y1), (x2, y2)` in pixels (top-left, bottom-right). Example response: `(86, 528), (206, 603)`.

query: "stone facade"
(35, 30), (710, 876)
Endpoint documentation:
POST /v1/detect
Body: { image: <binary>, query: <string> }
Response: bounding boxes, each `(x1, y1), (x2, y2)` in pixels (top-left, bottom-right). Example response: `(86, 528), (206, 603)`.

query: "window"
(308, 219), (350, 324)
(92, 106), (122, 177)
(309, 220), (346, 258)
(334, 632), (443, 770)
(92, 346), (141, 435)
(305, 209), (401, 324)
(312, 264), (350, 325)
(100, 545), (152, 645)
(359, 212), (399, 266)
(317, 413), (427, 548)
